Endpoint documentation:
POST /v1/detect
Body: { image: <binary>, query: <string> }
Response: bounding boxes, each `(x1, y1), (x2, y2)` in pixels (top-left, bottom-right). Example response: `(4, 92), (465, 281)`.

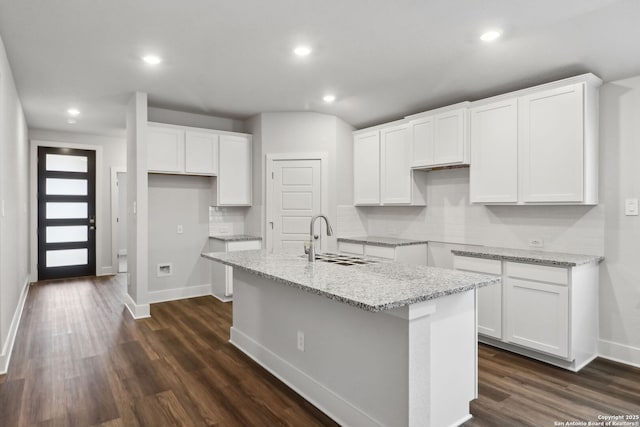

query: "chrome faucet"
(307, 214), (334, 262)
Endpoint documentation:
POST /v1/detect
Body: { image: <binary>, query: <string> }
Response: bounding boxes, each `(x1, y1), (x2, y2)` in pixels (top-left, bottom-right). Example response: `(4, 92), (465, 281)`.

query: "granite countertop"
(209, 234), (262, 242)
(337, 236), (429, 247)
(201, 250), (499, 312)
(451, 246), (604, 267)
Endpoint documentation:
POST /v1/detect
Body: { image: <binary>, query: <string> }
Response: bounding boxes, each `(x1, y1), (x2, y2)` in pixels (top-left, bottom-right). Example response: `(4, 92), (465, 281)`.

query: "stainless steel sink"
(308, 252), (378, 266)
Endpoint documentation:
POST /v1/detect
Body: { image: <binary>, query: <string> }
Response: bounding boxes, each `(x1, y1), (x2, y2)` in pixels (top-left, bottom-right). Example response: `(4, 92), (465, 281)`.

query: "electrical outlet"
(218, 224), (231, 235)
(177, 225), (183, 234)
(297, 330), (305, 352)
(625, 198), (639, 216)
(528, 238), (544, 248)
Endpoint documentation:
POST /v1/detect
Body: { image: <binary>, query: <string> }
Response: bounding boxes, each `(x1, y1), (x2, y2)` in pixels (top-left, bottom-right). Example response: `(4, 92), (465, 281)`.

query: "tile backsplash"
(209, 206), (248, 236)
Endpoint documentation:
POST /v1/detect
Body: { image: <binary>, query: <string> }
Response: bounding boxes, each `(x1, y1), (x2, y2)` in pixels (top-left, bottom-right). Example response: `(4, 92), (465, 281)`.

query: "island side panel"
(229, 269), (478, 427)
(230, 269), (409, 427)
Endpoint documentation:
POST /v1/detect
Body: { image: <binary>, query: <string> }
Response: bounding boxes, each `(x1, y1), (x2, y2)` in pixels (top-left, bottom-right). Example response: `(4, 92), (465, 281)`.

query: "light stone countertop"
(208, 234), (262, 242)
(451, 246), (604, 267)
(337, 236), (429, 247)
(201, 250), (499, 312)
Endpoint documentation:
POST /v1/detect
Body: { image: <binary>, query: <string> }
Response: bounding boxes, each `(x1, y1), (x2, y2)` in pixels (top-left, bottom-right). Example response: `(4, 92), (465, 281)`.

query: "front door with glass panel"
(38, 147), (96, 280)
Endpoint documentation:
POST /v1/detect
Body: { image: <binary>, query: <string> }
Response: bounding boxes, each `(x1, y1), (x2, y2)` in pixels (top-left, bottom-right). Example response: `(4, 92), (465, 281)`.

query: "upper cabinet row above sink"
(146, 122), (252, 206)
(352, 73), (602, 206)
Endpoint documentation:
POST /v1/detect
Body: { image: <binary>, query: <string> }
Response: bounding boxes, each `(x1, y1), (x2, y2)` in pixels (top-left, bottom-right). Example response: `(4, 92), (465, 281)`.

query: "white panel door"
(519, 83), (584, 203)
(271, 159), (321, 254)
(353, 131), (380, 205)
(506, 277), (569, 358)
(380, 124), (411, 204)
(147, 125), (185, 173)
(185, 130), (218, 175)
(410, 116), (435, 167)
(218, 134), (252, 205)
(433, 109), (465, 165)
(469, 99), (518, 203)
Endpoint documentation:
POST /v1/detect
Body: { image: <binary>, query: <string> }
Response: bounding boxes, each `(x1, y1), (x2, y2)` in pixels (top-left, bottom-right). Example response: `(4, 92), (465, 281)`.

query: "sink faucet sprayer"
(306, 214), (333, 262)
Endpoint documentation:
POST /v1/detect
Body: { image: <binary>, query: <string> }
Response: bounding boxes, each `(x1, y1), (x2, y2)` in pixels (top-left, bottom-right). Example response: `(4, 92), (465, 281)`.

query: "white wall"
(244, 112), (354, 249)
(148, 107), (244, 133)
(0, 34), (30, 371)
(148, 174), (212, 297)
(599, 75), (640, 364)
(28, 129), (126, 275)
(125, 92), (149, 318)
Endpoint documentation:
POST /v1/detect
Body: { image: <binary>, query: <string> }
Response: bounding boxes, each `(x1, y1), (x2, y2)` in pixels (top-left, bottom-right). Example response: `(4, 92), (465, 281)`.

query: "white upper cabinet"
(185, 130), (219, 175)
(216, 134), (252, 206)
(147, 124), (185, 173)
(410, 104), (469, 169)
(469, 74), (601, 205)
(469, 99), (518, 203)
(147, 122), (252, 206)
(353, 122), (426, 206)
(519, 84), (584, 203)
(353, 131), (381, 205)
(381, 124), (411, 204)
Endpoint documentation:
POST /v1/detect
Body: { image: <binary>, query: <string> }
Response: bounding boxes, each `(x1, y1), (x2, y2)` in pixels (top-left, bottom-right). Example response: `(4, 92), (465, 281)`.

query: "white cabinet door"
(147, 125), (185, 173)
(185, 130), (218, 175)
(338, 242), (365, 255)
(353, 131), (381, 205)
(410, 116), (435, 167)
(470, 99), (518, 203)
(380, 124), (411, 204)
(506, 277), (569, 358)
(433, 109), (466, 165)
(453, 256), (503, 339)
(218, 134), (252, 206)
(519, 83), (584, 203)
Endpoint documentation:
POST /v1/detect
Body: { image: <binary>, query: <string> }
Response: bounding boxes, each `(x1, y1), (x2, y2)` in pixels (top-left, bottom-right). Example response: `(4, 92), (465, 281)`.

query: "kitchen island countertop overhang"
(201, 249), (500, 312)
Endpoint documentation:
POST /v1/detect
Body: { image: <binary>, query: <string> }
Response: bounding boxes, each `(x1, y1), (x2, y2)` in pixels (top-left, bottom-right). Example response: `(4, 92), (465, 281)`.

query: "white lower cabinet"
(454, 255), (598, 371)
(209, 238), (261, 301)
(338, 241), (427, 265)
(506, 276), (569, 358)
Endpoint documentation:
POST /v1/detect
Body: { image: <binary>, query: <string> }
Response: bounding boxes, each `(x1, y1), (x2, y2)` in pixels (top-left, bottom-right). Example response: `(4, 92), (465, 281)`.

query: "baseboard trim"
(211, 292), (233, 303)
(148, 284), (212, 304)
(0, 276), (31, 374)
(449, 414), (473, 427)
(124, 293), (150, 319)
(230, 327), (384, 427)
(598, 339), (640, 369)
(100, 266), (115, 276)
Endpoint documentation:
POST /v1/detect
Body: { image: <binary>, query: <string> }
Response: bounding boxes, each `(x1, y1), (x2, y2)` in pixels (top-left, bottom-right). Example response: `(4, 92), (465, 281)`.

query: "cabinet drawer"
(453, 256), (502, 275)
(505, 262), (568, 285)
(227, 240), (262, 252)
(338, 242), (364, 255)
(365, 245), (396, 260)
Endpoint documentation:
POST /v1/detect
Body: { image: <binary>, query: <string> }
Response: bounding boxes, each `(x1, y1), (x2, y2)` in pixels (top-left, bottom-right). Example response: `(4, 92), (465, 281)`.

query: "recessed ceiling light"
(142, 55), (162, 65)
(67, 108), (80, 116)
(293, 46), (312, 56)
(67, 118), (77, 124)
(480, 30), (502, 42)
(323, 94), (336, 103)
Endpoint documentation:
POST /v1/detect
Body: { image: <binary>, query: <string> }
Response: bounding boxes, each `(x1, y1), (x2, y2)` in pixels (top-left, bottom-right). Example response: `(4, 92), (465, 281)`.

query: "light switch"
(625, 198), (639, 216)
(177, 225), (184, 234)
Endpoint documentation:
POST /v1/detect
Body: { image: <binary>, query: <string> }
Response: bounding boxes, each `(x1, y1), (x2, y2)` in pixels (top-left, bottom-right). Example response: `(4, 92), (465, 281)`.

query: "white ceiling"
(0, 0), (639, 135)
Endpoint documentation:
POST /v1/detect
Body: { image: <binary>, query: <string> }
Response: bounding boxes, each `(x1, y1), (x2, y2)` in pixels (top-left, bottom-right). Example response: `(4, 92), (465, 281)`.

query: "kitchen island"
(201, 250), (499, 427)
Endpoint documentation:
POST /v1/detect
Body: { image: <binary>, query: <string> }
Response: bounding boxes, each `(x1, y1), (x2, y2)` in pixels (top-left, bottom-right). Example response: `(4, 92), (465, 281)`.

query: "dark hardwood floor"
(0, 275), (638, 427)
